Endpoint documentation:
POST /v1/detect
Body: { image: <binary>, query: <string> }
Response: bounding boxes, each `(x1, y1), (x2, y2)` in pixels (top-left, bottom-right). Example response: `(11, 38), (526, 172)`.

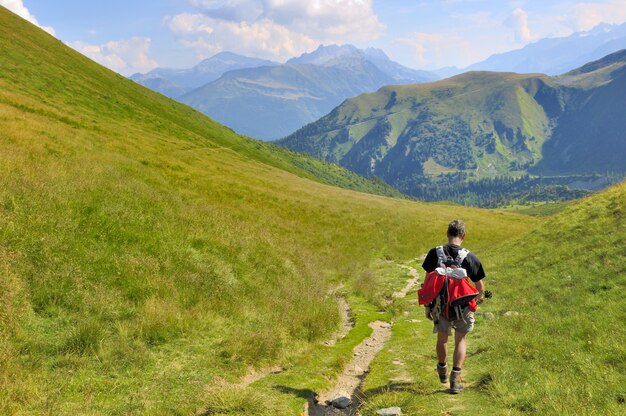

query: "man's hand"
(476, 280), (486, 305)
(476, 291), (484, 305)
(425, 306), (433, 320)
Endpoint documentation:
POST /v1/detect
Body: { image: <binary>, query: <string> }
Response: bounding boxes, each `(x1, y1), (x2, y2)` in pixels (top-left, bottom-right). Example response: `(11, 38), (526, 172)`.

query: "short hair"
(447, 220), (466, 238)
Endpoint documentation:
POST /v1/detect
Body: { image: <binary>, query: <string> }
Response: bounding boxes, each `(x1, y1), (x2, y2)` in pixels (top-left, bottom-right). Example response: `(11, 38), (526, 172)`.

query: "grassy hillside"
(0, 8), (532, 415)
(475, 181), (626, 415)
(354, 182), (625, 416)
(538, 51), (626, 174)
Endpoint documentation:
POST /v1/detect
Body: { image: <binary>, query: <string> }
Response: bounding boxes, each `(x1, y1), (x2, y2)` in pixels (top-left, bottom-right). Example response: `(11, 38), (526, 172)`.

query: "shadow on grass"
(272, 385), (316, 401)
(466, 347), (488, 357)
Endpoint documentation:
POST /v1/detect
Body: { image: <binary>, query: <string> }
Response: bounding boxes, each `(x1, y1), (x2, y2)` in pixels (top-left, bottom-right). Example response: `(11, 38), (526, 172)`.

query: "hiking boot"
(449, 369), (463, 394)
(437, 364), (448, 383)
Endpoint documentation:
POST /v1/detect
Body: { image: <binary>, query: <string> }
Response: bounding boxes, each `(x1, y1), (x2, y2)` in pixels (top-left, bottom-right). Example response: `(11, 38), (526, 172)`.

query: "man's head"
(447, 219), (466, 242)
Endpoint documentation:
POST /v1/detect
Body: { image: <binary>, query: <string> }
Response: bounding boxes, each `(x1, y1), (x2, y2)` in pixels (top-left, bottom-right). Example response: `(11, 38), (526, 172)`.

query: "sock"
(452, 367), (461, 372)
(438, 362), (447, 368)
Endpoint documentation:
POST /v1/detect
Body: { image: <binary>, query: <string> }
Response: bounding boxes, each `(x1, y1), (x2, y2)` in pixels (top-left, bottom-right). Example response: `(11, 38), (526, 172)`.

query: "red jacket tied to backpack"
(418, 246), (479, 321)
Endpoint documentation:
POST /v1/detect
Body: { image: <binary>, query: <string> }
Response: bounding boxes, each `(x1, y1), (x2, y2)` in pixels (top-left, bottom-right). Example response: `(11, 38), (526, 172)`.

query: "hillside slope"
(538, 50), (626, 174)
(477, 181), (626, 414)
(280, 51), (626, 204)
(282, 71), (558, 175)
(0, 7), (530, 414)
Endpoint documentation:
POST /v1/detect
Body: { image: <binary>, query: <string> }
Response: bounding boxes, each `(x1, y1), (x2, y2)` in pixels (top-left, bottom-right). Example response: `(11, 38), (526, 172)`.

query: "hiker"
(420, 220), (486, 394)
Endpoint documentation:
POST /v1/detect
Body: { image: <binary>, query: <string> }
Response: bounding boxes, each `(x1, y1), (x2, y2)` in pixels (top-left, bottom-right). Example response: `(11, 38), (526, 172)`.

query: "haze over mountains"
(279, 50), (626, 204)
(456, 22), (626, 76)
(130, 51), (278, 98)
(132, 44), (437, 140)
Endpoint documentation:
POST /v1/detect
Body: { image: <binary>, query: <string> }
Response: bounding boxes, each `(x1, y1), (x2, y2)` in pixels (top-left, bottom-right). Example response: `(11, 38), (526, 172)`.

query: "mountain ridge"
(130, 51), (278, 97)
(178, 44), (437, 140)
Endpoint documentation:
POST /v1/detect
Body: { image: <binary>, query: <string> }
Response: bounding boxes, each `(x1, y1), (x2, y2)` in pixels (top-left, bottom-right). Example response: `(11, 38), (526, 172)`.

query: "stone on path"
(328, 393), (351, 409)
(377, 407), (402, 415)
(350, 365), (364, 374)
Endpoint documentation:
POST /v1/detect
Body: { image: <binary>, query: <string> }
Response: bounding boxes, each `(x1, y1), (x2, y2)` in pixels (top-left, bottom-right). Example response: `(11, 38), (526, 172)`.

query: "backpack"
(418, 246), (479, 321)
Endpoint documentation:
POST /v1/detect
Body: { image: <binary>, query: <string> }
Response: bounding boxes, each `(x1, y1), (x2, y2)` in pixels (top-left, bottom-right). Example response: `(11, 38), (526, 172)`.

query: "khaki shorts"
(433, 307), (474, 335)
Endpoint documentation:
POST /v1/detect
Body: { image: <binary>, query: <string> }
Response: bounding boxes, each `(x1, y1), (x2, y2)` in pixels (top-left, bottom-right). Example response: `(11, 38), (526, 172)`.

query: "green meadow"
(0, 7), (624, 415)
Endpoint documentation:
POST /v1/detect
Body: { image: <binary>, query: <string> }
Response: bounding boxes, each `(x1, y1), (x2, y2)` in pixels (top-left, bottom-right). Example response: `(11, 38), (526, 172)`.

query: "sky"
(2, 0), (626, 75)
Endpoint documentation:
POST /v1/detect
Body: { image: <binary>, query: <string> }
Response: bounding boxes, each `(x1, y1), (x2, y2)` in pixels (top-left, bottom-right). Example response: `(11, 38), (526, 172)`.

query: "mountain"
(467, 22), (626, 75)
(285, 44), (435, 83)
(129, 73), (189, 99)
(178, 44), (438, 140)
(279, 50), (626, 204)
(130, 51), (277, 98)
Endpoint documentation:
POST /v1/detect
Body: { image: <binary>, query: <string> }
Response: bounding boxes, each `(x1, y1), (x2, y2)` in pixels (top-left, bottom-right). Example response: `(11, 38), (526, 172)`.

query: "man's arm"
(424, 272), (433, 320)
(475, 279), (486, 304)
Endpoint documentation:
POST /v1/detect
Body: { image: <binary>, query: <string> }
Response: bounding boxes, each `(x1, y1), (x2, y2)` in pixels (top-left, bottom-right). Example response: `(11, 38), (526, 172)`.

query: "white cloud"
(167, 13), (319, 60)
(509, 8), (533, 43)
(69, 37), (159, 76)
(526, 1), (626, 41)
(167, 0), (385, 61)
(0, 0), (55, 35)
(567, 0), (626, 31)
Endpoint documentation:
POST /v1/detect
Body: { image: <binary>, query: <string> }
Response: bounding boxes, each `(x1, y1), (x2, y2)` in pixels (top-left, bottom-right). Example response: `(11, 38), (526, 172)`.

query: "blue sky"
(3, 0), (626, 75)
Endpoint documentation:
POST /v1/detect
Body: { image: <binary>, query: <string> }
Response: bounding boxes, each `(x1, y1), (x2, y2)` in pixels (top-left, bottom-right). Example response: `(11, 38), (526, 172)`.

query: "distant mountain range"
(130, 51), (278, 98)
(278, 50), (626, 204)
(463, 22), (626, 75)
(131, 45), (437, 140)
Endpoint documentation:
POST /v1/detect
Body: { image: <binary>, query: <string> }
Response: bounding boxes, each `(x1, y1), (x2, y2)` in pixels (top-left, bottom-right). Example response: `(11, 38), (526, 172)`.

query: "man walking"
(421, 220), (486, 394)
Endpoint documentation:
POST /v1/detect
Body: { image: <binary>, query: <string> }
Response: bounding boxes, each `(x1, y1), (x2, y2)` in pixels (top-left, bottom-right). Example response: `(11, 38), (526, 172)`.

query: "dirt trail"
(236, 366), (285, 388)
(324, 296), (353, 347)
(393, 265), (421, 299)
(304, 264), (421, 416)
